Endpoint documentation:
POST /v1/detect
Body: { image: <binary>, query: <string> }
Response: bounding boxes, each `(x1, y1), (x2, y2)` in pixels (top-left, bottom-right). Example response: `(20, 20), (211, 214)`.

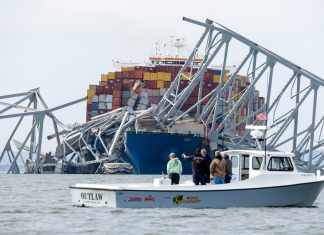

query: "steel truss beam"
(0, 88), (84, 173)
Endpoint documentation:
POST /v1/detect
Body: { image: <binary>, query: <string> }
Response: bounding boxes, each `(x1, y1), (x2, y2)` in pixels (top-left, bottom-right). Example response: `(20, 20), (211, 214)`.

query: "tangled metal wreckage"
(1, 17), (324, 174)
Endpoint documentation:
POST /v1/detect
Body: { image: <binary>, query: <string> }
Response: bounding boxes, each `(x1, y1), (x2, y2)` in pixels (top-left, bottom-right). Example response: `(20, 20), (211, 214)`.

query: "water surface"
(0, 174), (323, 235)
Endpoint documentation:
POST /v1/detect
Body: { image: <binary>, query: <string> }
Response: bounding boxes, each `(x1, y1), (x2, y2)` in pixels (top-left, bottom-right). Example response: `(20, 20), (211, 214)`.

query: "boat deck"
(72, 173), (323, 192)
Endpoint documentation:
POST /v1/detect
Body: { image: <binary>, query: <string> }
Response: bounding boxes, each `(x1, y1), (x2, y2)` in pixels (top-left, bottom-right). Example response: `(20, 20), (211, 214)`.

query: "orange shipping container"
(150, 72), (158, 80)
(157, 80), (164, 89)
(101, 74), (108, 81)
(121, 66), (135, 72)
(143, 72), (151, 80)
(113, 90), (121, 98)
(107, 72), (116, 80)
(87, 88), (95, 97)
(157, 72), (165, 81)
(212, 75), (220, 83)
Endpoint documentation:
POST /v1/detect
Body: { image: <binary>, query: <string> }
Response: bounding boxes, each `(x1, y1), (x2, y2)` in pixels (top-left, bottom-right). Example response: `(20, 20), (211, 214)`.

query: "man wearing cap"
(167, 153), (183, 185)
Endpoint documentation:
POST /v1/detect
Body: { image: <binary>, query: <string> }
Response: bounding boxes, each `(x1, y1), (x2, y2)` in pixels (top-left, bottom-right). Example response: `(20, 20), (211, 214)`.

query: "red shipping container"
(106, 80), (114, 86)
(100, 81), (108, 86)
(112, 104), (121, 109)
(96, 86), (105, 94)
(171, 72), (179, 80)
(190, 87), (199, 97)
(113, 101), (121, 107)
(113, 90), (121, 98)
(87, 104), (92, 112)
(187, 97), (197, 105)
(202, 88), (209, 96)
(122, 79), (132, 90)
(204, 72), (213, 82)
(103, 86), (113, 94)
(181, 104), (197, 113)
(200, 97), (209, 105)
(134, 71), (143, 79)
(144, 80), (157, 89)
(115, 72), (121, 79)
(113, 82), (122, 91)
(155, 65), (165, 72)
(180, 80), (189, 86)
(164, 81), (171, 87)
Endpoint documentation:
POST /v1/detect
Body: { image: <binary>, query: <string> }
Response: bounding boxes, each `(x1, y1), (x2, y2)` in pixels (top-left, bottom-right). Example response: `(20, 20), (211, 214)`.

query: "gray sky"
(1, 0), (324, 152)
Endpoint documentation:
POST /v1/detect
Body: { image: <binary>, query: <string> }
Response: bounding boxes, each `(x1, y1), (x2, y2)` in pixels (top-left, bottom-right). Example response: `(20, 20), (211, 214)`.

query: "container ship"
(82, 56), (264, 174)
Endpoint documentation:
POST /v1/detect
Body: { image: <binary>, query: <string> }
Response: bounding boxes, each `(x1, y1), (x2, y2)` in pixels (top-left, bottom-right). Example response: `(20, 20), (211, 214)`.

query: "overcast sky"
(1, 0), (324, 152)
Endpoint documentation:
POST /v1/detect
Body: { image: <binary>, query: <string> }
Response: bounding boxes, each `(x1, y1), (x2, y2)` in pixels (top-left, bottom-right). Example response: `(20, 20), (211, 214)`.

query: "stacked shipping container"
(86, 59), (264, 135)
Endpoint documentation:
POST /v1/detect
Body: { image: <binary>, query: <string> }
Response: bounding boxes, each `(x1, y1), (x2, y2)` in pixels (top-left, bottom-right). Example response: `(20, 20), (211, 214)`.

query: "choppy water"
(0, 174), (323, 235)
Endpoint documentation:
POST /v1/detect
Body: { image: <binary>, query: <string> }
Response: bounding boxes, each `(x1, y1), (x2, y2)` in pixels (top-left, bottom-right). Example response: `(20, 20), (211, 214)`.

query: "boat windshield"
(231, 155), (239, 168)
(252, 156), (263, 170)
(267, 156), (294, 171)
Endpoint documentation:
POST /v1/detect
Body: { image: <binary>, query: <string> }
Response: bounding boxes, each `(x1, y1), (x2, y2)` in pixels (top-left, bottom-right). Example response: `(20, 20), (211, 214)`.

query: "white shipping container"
(107, 102), (112, 110)
(152, 90), (160, 96)
(106, 94), (113, 103)
(98, 102), (107, 110)
(99, 94), (106, 102)
(92, 95), (99, 102)
(122, 91), (130, 97)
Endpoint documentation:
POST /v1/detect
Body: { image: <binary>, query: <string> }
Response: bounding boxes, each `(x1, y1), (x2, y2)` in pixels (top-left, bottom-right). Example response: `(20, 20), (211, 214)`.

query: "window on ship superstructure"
(267, 157), (294, 171)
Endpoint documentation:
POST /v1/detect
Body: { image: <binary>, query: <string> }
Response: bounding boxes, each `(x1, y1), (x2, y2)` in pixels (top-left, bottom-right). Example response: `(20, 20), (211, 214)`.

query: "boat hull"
(71, 180), (324, 208)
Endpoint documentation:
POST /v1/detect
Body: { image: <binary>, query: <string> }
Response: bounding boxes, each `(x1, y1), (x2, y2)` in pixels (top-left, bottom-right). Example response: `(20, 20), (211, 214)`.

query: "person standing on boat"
(200, 148), (212, 183)
(223, 153), (232, 183)
(167, 153), (183, 185)
(210, 151), (226, 184)
(186, 148), (210, 185)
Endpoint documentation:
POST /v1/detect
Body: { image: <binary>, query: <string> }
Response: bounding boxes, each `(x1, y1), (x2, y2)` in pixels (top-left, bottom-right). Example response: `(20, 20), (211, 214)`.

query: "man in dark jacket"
(200, 148), (212, 183)
(185, 148), (210, 185)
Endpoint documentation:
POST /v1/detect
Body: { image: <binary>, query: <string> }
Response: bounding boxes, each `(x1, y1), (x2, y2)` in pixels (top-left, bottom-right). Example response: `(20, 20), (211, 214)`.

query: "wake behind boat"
(70, 149), (324, 208)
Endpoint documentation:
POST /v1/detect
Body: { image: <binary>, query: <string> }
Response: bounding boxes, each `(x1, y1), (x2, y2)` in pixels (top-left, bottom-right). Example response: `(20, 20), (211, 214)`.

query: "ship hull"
(123, 131), (204, 174)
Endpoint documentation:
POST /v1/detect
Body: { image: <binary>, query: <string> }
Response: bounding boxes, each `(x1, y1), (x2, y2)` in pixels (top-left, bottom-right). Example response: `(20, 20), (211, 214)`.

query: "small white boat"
(70, 149), (324, 208)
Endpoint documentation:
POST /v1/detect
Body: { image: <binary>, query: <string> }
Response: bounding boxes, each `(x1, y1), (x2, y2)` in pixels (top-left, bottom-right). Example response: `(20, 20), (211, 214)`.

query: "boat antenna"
(264, 69), (270, 164)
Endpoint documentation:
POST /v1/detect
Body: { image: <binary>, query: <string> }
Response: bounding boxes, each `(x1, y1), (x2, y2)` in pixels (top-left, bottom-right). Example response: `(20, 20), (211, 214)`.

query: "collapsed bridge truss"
(157, 17), (324, 171)
(1, 17), (324, 173)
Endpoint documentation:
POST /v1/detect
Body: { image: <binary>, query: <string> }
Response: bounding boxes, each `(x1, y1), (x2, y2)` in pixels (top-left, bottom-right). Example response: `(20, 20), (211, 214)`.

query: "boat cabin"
(222, 149), (297, 182)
